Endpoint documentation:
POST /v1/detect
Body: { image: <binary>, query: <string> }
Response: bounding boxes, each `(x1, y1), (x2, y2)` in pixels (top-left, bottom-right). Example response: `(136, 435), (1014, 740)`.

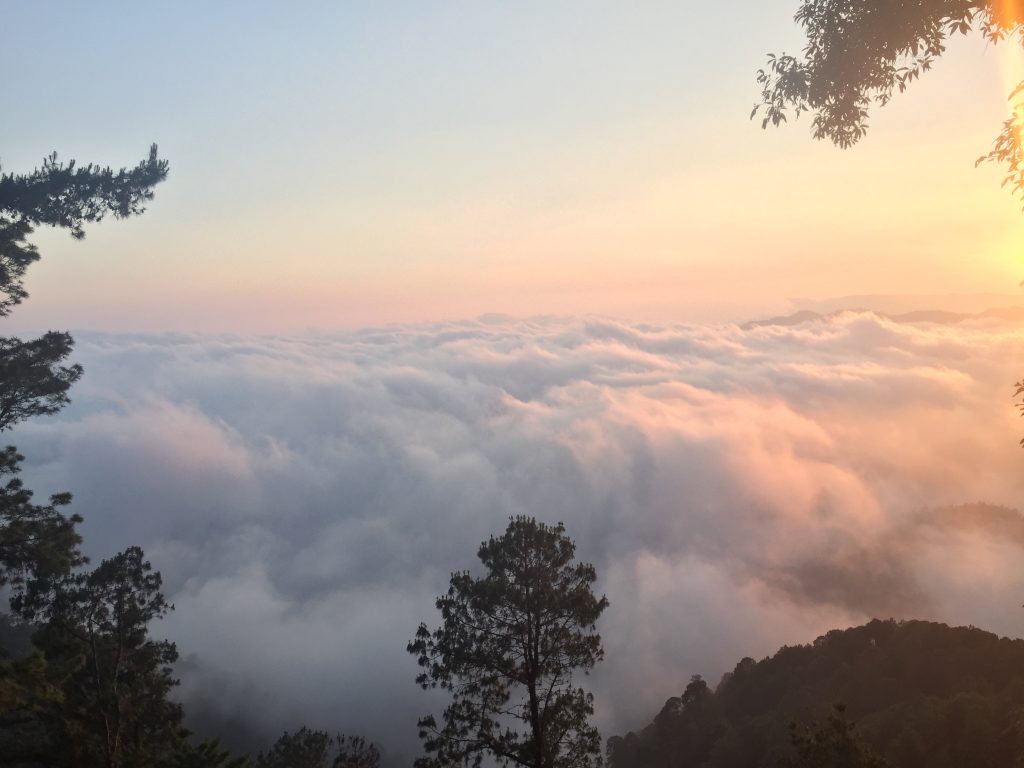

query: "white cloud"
(10, 312), (1024, 755)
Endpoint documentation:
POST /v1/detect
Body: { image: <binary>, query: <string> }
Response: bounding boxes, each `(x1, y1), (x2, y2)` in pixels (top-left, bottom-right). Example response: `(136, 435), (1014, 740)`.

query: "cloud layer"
(11, 312), (1024, 757)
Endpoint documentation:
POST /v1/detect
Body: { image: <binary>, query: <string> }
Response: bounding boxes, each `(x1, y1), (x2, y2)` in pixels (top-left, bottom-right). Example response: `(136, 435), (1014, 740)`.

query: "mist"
(10, 310), (1024, 758)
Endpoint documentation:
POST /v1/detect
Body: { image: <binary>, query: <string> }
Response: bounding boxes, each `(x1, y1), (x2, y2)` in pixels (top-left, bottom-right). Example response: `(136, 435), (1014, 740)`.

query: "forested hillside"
(608, 620), (1024, 768)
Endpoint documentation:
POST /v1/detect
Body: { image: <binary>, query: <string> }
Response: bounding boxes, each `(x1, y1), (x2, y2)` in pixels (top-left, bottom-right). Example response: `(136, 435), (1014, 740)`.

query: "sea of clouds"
(10, 311), (1024, 759)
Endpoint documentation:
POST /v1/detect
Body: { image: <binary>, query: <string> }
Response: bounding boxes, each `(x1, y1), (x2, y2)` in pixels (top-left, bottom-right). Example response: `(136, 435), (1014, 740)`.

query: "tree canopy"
(0, 445), (83, 617)
(0, 146), (178, 768)
(754, 0), (1024, 201)
(607, 619), (1024, 768)
(0, 144), (168, 314)
(782, 705), (891, 768)
(0, 145), (167, 614)
(255, 728), (381, 768)
(40, 546), (183, 768)
(409, 517), (608, 768)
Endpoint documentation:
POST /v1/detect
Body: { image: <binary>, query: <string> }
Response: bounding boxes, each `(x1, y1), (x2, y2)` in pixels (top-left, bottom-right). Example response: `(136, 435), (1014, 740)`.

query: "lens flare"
(993, 2), (1024, 184)
(993, 0), (1024, 95)
(993, 0), (1024, 28)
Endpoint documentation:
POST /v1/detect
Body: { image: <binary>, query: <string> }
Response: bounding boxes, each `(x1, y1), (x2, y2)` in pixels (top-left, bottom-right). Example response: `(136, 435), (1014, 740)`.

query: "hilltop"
(608, 619), (1024, 768)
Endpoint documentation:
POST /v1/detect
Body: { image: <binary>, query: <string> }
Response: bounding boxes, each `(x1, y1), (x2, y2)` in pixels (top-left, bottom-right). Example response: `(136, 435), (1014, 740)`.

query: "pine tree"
(0, 145), (167, 615)
(409, 517), (608, 768)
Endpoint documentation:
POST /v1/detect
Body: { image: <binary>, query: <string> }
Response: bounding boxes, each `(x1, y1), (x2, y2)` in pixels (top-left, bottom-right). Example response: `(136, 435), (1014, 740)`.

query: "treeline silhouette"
(608, 619), (1024, 768)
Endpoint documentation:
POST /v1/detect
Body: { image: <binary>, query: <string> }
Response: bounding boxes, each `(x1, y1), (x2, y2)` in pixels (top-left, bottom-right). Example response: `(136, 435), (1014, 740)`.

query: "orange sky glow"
(4, 4), (1024, 332)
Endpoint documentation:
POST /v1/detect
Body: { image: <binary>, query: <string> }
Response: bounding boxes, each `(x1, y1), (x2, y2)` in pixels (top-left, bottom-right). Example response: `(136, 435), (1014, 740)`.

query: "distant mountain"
(608, 620), (1024, 768)
(742, 306), (1024, 330)
(787, 293), (1024, 316)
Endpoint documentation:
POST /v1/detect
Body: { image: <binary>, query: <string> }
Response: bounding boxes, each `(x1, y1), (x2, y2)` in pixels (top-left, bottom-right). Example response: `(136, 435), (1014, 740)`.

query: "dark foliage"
(0, 611), (32, 659)
(0, 548), (184, 768)
(169, 737), (251, 768)
(0, 446), (83, 618)
(608, 619), (1024, 768)
(0, 145), (169, 768)
(782, 705), (891, 768)
(256, 728), (381, 768)
(35, 546), (183, 768)
(0, 647), (69, 765)
(0, 145), (167, 618)
(256, 728), (334, 768)
(409, 517), (608, 768)
(0, 331), (82, 432)
(0, 144), (167, 314)
(334, 734), (382, 768)
(754, 1), (1024, 204)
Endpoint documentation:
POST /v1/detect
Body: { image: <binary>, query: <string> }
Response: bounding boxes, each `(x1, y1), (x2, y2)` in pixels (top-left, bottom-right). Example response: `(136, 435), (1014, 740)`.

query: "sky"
(6, 2), (1024, 761)
(2, 1), (1024, 331)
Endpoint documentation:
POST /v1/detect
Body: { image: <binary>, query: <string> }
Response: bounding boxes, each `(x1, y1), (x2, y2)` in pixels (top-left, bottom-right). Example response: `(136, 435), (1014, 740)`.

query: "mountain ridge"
(742, 306), (1024, 330)
(608, 618), (1024, 768)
